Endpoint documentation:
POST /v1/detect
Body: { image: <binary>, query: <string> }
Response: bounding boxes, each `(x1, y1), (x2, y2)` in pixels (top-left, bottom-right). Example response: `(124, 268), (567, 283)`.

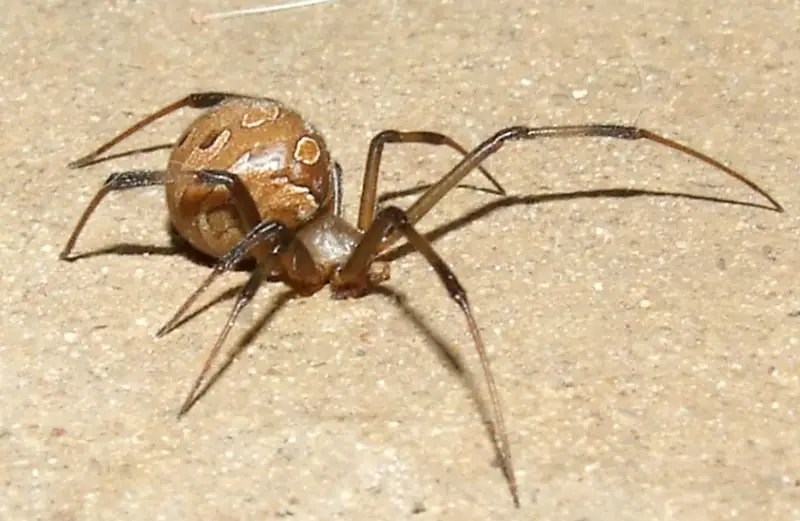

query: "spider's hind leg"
(335, 205), (519, 507)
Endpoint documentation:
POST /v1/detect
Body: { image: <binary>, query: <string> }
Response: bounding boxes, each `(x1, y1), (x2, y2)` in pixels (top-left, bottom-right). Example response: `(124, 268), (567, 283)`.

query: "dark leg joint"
(103, 170), (164, 190)
(187, 92), (238, 109)
(380, 206), (468, 303)
(214, 220), (289, 273)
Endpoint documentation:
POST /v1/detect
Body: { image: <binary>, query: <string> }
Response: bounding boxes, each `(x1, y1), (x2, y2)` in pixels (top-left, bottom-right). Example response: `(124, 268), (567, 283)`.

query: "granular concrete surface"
(1, 0), (798, 519)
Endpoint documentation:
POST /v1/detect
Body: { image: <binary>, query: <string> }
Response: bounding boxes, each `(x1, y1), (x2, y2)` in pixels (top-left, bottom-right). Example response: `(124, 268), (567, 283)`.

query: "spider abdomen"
(165, 97), (337, 258)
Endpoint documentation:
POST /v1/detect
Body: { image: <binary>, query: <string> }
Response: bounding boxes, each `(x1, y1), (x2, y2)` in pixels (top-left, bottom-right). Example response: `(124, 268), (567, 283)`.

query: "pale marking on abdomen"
(294, 136), (321, 166)
(229, 143), (288, 175)
(241, 104), (281, 128)
(191, 128), (232, 162)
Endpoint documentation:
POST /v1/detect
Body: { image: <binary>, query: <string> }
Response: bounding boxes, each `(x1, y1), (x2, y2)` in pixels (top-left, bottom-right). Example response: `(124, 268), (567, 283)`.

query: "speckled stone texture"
(1, 1), (798, 520)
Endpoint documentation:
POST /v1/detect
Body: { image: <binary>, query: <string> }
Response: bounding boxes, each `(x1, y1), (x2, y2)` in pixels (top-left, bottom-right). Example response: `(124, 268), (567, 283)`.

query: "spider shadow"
(175, 284), (475, 414)
(175, 282), (498, 468)
(378, 187), (776, 263)
(61, 226), (208, 266)
(163, 186), (771, 477)
(61, 180), (495, 267)
(176, 287), (298, 414)
(131, 185), (768, 419)
(77, 187), (768, 268)
(62, 223), (259, 271)
(371, 286), (499, 462)
(377, 181), (506, 205)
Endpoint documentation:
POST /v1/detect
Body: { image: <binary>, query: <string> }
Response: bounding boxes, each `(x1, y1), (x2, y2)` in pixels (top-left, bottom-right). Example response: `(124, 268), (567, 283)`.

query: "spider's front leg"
(335, 206), (520, 507)
(157, 169), (321, 416)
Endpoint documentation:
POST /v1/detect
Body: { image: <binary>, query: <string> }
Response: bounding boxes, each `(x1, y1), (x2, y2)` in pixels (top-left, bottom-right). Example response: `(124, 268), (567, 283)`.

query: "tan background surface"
(1, 1), (798, 519)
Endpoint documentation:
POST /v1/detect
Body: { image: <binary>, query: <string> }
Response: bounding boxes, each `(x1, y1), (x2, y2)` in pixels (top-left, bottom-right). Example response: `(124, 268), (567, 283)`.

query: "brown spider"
(60, 91), (782, 506)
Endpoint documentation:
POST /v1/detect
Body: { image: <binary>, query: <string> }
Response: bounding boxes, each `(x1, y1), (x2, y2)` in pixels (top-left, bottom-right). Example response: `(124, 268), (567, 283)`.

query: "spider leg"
(337, 205), (519, 507)
(176, 268), (264, 417)
(156, 169), (282, 411)
(166, 214), (323, 417)
(357, 130), (507, 231)
(60, 170), (167, 260)
(379, 124), (782, 251)
(155, 217), (290, 339)
(157, 169), (323, 416)
(69, 92), (247, 168)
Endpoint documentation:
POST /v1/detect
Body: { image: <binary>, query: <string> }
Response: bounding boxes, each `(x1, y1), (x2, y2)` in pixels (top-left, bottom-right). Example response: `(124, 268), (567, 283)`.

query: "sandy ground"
(1, 0), (798, 519)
